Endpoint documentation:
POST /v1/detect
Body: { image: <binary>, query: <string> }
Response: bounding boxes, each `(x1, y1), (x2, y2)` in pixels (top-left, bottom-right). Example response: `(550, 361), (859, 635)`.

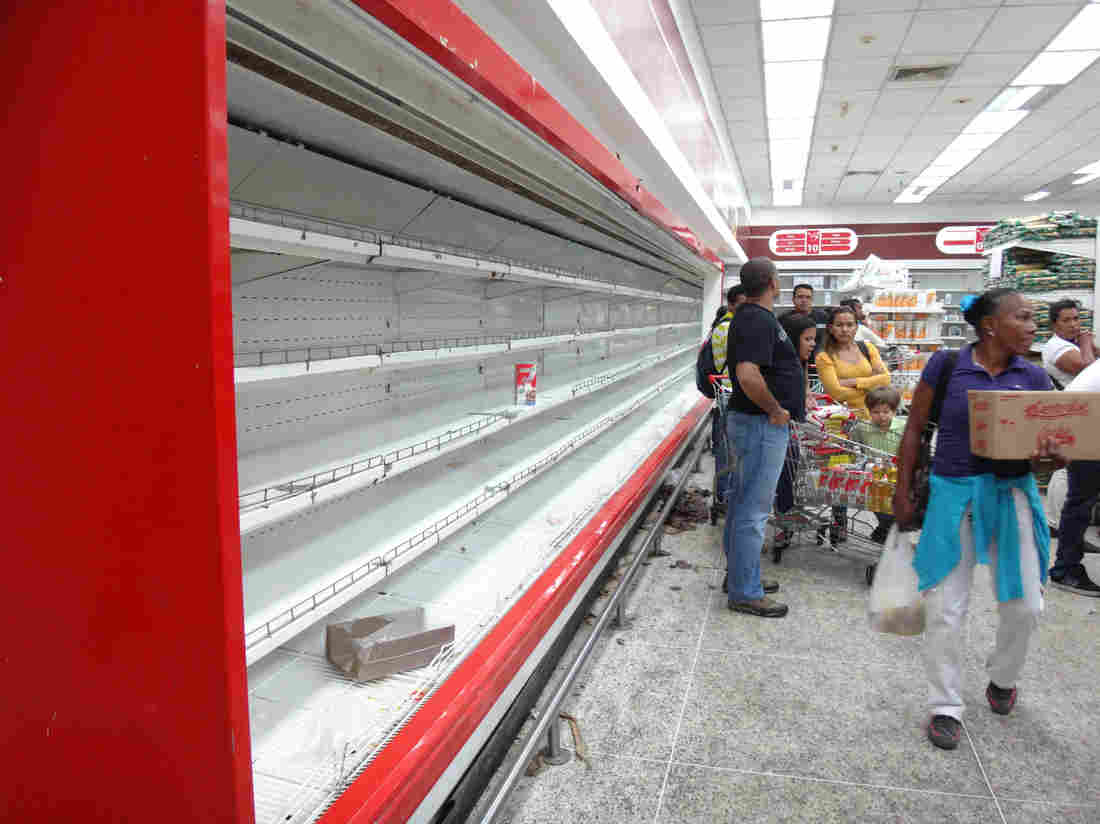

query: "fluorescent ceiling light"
(764, 61), (824, 119)
(944, 133), (1001, 152)
(545, 0), (739, 252)
(1022, 191), (1051, 201)
(1012, 51), (1100, 86)
(1076, 161), (1100, 175)
(985, 86), (1043, 112)
(762, 18), (831, 62)
(964, 110), (1029, 134)
(1073, 173), (1100, 185)
(895, 189), (925, 204)
(769, 137), (811, 167)
(760, 0), (833, 21)
(768, 118), (815, 139)
(773, 185), (804, 206)
(1046, 4), (1100, 52)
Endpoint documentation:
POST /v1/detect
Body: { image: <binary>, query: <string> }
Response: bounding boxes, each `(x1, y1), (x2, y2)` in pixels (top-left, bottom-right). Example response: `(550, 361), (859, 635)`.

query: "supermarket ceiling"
(689, 0), (1100, 207)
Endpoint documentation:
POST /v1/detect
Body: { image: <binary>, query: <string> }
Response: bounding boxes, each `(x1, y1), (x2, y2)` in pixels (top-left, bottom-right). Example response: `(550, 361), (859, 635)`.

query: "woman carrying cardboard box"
(891, 288), (1067, 752)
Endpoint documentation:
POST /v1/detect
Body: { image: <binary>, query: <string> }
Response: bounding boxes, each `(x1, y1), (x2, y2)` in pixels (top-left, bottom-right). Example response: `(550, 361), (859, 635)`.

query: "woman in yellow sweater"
(815, 305), (891, 419)
(814, 305), (892, 543)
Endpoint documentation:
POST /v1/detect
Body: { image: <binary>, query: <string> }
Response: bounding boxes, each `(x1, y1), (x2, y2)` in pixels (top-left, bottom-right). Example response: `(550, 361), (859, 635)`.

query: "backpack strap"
(929, 351), (959, 425)
(855, 340), (871, 362)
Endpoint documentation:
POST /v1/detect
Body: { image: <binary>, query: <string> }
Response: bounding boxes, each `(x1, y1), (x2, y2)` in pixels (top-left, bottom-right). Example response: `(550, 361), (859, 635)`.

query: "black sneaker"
(1050, 570), (1100, 597)
(927, 715), (962, 750)
(986, 681), (1017, 715)
(762, 579), (779, 594)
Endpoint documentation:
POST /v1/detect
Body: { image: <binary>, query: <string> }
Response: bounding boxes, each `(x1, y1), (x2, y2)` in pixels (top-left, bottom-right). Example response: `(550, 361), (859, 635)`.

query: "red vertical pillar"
(1, 3), (253, 822)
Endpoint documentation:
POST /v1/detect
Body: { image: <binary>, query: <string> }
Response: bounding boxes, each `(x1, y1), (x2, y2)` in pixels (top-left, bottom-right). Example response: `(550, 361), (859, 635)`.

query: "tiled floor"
(487, 455), (1100, 824)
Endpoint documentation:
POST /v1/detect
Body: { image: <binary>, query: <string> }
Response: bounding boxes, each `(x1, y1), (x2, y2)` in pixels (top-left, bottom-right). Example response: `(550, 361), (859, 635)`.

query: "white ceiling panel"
(925, 85), (999, 116)
(919, 0), (999, 8)
(849, 148), (897, 168)
(822, 58), (894, 92)
(946, 51), (1034, 86)
(727, 118), (768, 141)
(689, 0), (760, 26)
(834, 175), (879, 200)
(871, 87), (940, 115)
(719, 92), (767, 122)
(908, 112), (976, 135)
(860, 112), (922, 135)
(829, 13), (915, 59)
(972, 4), (1080, 53)
(901, 8), (996, 54)
(701, 23), (761, 67)
(836, 0), (920, 12)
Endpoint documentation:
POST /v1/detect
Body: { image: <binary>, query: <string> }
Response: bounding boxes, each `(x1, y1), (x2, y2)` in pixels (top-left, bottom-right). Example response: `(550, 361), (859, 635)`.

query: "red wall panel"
(1, 3), (253, 822)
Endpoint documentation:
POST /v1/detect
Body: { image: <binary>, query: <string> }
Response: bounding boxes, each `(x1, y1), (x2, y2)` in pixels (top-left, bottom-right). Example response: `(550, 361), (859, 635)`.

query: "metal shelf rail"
(238, 342), (696, 527)
(242, 363), (694, 664)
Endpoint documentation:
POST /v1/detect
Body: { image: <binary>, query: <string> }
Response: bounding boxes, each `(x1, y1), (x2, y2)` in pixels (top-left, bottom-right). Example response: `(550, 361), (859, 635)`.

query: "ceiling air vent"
(844, 170), (882, 177)
(889, 63), (957, 83)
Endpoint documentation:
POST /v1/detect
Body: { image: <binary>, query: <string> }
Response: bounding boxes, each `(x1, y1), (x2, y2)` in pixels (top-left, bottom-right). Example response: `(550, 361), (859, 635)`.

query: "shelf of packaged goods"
(244, 380), (704, 824)
(985, 237), (1097, 260)
(1018, 290), (1095, 309)
(234, 323), (696, 384)
(878, 339), (943, 346)
(867, 306), (944, 314)
(237, 343), (696, 532)
(239, 356), (694, 666)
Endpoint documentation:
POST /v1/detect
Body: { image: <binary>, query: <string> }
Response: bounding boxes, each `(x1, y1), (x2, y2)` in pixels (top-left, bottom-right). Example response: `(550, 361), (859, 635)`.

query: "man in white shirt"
(840, 298), (886, 348)
(1041, 300), (1096, 388)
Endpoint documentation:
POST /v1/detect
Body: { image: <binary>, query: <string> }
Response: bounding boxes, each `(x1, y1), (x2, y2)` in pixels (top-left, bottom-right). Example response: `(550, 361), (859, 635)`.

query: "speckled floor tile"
(999, 799), (1096, 824)
(658, 765), (998, 823)
(495, 752), (666, 824)
(968, 729), (1100, 806)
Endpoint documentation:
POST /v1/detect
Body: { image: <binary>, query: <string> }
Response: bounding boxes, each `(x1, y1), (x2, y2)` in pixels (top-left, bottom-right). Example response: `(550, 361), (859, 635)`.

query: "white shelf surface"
(878, 338), (943, 346)
(234, 322), (696, 384)
(237, 343), (696, 532)
(245, 380), (701, 824)
(240, 357), (693, 663)
(985, 237), (1096, 260)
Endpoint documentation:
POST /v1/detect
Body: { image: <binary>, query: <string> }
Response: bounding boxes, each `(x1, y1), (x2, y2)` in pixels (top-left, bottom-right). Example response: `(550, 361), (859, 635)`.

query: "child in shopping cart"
(851, 385), (905, 543)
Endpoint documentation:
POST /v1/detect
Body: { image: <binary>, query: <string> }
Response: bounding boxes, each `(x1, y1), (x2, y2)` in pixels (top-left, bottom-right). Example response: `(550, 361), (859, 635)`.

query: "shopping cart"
(770, 418), (904, 585)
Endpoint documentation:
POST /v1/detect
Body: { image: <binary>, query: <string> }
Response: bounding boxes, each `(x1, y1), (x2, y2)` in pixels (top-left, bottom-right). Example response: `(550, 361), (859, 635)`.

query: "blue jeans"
(1053, 460), (1100, 577)
(725, 411), (790, 601)
(712, 407), (730, 504)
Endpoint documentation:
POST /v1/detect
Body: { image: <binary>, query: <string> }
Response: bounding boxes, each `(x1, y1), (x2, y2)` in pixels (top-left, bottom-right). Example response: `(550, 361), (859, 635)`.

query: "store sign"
(768, 228), (857, 257)
(935, 225), (993, 255)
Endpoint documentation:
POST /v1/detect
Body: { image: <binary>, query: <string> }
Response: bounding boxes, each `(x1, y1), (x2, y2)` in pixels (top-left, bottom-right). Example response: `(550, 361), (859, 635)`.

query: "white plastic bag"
(868, 527), (925, 636)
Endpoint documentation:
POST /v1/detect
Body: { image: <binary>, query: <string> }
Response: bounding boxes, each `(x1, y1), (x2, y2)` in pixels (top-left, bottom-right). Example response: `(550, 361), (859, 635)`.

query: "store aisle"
(484, 455), (1099, 824)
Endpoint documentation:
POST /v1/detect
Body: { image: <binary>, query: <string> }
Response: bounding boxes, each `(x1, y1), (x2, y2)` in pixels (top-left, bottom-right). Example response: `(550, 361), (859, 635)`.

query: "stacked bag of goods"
(1049, 253), (1096, 290)
(983, 211), (1098, 247)
(1030, 301), (1051, 347)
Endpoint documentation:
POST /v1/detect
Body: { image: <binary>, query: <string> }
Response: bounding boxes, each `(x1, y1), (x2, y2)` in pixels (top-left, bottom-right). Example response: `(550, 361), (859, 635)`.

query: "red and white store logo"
(935, 225), (993, 254)
(768, 228), (857, 257)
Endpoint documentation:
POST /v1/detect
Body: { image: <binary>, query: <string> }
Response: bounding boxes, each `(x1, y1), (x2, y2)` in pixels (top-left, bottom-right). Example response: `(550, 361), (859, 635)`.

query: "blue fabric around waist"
(914, 473), (1049, 602)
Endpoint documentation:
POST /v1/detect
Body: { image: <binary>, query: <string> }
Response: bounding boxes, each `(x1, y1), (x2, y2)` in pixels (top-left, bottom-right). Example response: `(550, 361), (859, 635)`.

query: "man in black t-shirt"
(722, 258), (800, 619)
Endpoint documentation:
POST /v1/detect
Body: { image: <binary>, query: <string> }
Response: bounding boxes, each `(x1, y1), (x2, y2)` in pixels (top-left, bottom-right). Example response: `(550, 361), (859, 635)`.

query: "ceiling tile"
(861, 112), (921, 135)
(829, 13), (914, 60)
(836, 0), (919, 12)
(701, 23), (760, 67)
(848, 149), (896, 169)
(727, 118), (768, 141)
(972, 4), (1079, 53)
(901, 8), (996, 54)
(689, 0), (759, 26)
(919, 0), (998, 9)
(909, 112), (976, 135)
(719, 92), (766, 122)
(822, 58), (893, 93)
(925, 86), (999, 117)
(835, 175), (878, 200)
(871, 87), (939, 115)
(946, 52), (1033, 86)
(814, 135), (862, 157)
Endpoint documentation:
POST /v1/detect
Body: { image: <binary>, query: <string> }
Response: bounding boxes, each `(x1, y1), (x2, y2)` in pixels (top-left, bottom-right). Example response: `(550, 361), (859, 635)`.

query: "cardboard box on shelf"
(325, 607), (455, 682)
(968, 391), (1100, 460)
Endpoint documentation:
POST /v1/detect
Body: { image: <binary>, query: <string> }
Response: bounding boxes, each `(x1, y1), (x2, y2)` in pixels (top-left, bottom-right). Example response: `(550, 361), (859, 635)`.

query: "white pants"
(923, 491), (1044, 721)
